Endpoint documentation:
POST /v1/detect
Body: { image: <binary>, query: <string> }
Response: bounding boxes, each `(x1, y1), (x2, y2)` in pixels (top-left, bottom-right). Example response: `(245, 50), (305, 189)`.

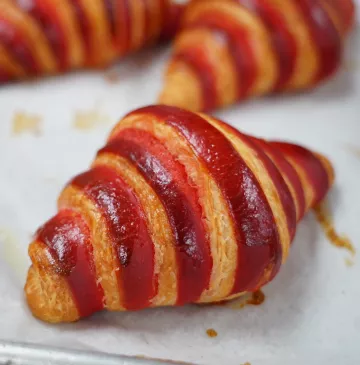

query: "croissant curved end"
(24, 105), (335, 323)
(159, 0), (355, 112)
(25, 242), (80, 323)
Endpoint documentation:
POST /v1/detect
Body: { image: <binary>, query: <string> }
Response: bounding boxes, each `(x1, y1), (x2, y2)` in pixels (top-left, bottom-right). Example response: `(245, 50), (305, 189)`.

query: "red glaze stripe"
(141, 0), (151, 45)
(270, 142), (330, 206)
(71, 166), (156, 310)
(21, 0), (68, 71)
(133, 105), (281, 293)
(36, 210), (104, 318)
(101, 128), (212, 305)
(296, 0), (342, 82)
(70, 0), (92, 57)
(252, 137), (306, 221)
(103, 0), (116, 39)
(115, 0), (131, 53)
(239, 0), (297, 90)
(0, 68), (11, 83)
(159, 1), (184, 41)
(174, 46), (218, 111)
(218, 121), (297, 241)
(186, 12), (257, 100)
(328, 0), (355, 33)
(0, 16), (39, 74)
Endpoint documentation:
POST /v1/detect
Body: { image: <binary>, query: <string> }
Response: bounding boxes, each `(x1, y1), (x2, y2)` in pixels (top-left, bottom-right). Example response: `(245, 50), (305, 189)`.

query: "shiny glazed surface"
(25, 105), (335, 322)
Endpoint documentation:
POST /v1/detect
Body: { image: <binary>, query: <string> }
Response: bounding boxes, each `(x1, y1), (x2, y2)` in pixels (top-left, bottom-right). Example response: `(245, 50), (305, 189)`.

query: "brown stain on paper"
(0, 228), (28, 280)
(313, 202), (356, 265)
(73, 109), (111, 131)
(229, 290), (265, 310)
(346, 145), (360, 159)
(12, 112), (42, 136)
(206, 328), (218, 338)
(197, 290), (265, 310)
(345, 258), (355, 267)
(343, 60), (359, 72)
(104, 69), (121, 84)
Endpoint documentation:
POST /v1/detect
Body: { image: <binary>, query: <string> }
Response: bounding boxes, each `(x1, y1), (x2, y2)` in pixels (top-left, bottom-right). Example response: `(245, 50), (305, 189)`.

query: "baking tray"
(0, 340), (192, 365)
(0, 17), (359, 365)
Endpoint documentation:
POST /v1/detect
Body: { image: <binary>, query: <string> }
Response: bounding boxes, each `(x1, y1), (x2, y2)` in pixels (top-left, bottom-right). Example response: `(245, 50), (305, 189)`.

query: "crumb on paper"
(104, 69), (121, 84)
(343, 60), (358, 72)
(73, 109), (111, 131)
(345, 145), (360, 159)
(345, 258), (355, 267)
(241, 363), (251, 365)
(12, 112), (42, 136)
(206, 328), (218, 338)
(0, 228), (28, 281)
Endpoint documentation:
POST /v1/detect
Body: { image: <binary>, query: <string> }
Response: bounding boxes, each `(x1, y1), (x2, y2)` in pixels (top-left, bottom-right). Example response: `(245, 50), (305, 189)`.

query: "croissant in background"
(25, 105), (335, 323)
(0, 0), (183, 83)
(159, 0), (355, 111)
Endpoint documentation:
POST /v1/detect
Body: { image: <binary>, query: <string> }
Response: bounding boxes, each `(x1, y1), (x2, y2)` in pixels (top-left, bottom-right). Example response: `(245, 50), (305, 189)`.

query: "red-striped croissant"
(159, 0), (355, 112)
(25, 105), (335, 323)
(0, 0), (182, 83)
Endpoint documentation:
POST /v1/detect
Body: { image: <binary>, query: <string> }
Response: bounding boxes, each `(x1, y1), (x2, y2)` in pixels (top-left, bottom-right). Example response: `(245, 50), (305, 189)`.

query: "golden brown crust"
(25, 242), (79, 323)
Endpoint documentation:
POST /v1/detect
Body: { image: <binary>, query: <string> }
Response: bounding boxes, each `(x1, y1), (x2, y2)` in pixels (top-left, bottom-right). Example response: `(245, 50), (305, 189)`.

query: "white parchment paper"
(0, 22), (360, 365)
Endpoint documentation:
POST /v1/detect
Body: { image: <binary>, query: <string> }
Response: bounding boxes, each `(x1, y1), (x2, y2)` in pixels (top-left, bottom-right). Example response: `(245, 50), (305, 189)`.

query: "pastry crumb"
(12, 112), (42, 136)
(343, 60), (358, 72)
(345, 145), (360, 158)
(248, 290), (265, 305)
(104, 69), (121, 84)
(241, 362), (251, 365)
(73, 109), (111, 131)
(206, 328), (218, 338)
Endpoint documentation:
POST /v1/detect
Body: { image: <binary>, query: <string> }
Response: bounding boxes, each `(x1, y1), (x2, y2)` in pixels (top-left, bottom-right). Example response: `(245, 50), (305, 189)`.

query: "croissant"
(24, 105), (335, 323)
(0, 0), (182, 83)
(159, 0), (355, 112)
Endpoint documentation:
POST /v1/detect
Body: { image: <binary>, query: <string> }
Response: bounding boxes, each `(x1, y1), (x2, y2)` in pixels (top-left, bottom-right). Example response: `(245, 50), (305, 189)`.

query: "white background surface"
(0, 19), (360, 365)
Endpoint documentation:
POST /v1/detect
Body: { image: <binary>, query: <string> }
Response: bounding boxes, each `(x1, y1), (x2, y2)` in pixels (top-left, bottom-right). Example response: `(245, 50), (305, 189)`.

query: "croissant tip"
(25, 263), (79, 324)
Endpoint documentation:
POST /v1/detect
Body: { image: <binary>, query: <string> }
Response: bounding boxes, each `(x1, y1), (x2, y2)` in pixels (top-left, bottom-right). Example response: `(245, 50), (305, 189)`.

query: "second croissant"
(159, 0), (355, 111)
(0, 0), (182, 82)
